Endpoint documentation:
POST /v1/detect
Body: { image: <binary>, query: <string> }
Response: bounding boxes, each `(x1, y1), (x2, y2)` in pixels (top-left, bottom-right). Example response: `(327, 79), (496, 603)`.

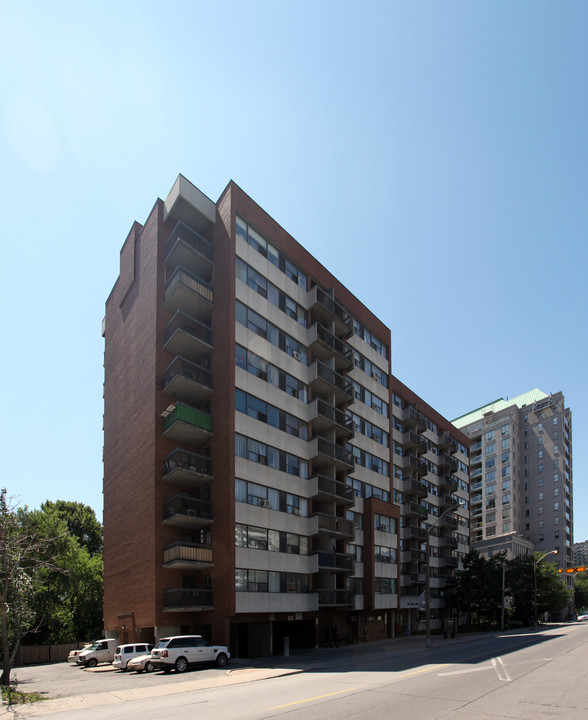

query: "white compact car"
(150, 635), (230, 673)
(68, 644), (92, 664)
(126, 653), (156, 673)
(113, 643), (155, 670)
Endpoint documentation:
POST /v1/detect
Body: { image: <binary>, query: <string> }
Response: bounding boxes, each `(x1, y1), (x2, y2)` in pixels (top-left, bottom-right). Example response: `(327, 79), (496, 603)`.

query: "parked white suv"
(150, 635), (230, 673)
(113, 643), (154, 670)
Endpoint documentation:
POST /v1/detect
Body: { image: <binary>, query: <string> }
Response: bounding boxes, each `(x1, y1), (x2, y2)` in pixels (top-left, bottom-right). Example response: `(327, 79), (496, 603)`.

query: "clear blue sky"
(1, 2), (586, 541)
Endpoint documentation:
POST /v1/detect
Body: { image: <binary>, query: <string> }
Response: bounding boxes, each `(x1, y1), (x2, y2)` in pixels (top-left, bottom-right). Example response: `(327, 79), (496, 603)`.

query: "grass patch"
(2, 686), (47, 705)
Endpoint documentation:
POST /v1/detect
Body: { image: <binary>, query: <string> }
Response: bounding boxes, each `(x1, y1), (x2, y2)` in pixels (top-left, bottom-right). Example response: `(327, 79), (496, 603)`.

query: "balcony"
(439, 493), (457, 510)
(163, 495), (212, 530)
(439, 515), (458, 530)
(406, 502), (428, 520)
(310, 399), (354, 439)
(440, 535), (458, 549)
(403, 477), (428, 500)
(163, 357), (213, 405)
(404, 406), (427, 431)
(163, 588), (213, 612)
(406, 572), (427, 585)
(404, 430), (427, 455)
(443, 556), (459, 568)
(439, 474), (459, 493)
(312, 474), (355, 506)
(316, 551), (355, 573)
(317, 588), (354, 607)
(309, 324), (353, 372)
(438, 453), (458, 474)
(165, 221), (213, 281)
(316, 513), (356, 540)
(164, 266), (213, 321)
(163, 449), (212, 488)
(309, 360), (353, 404)
(403, 453), (427, 476)
(163, 542), (213, 569)
(307, 286), (353, 338)
(310, 437), (354, 473)
(437, 431), (458, 454)
(164, 311), (213, 360)
(404, 526), (427, 541)
(402, 549), (426, 563)
(162, 402), (212, 446)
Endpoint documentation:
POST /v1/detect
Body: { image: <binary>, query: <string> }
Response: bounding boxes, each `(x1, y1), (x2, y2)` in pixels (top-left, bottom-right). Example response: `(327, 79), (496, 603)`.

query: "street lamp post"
(425, 502), (462, 649)
(533, 549), (558, 628)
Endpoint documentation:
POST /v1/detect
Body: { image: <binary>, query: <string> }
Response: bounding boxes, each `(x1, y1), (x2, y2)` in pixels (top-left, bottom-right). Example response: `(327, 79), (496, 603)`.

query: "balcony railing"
(308, 286), (353, 337)
(404, 406), (427, 431)
(163, 494), (212, 528)
(317, 588), (355, 607)
(310, 437), (354, 472)
(311, 398), (354, 438)
(403, 477), (428, 499)
(166, 221), (213, 262)
(163, 356), (213, 404)
(439, 474), (459, 492)
(403, 454), (427, 476)
(404, 430), (427, 454)
(163, 588), (213, 611)
(165, 266), (213, 319)
(316, 552), (355, 572)
(309, 324), (353, 371)
(439, 515), (458, 529)
(406, 572), (427, 585)
(162, 402), (212, 446)
(163, 449), (212, 487)
(164, 311), (213, 358)
(316, 513), (356, 539)
(405, 526), (427, 540)
(309, 360), (353, 403)
(312, 474), (355, 505)
(440, 535), (458, 549)
(438, 453), (458, 473)
(437, 431), (458, 454)
(406, 501), (427, 518)
(163, 542), (213, 568)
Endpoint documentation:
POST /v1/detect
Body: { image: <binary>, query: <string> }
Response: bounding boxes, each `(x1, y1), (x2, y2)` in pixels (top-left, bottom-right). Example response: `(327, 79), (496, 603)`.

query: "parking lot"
(12, 659), (237, 700)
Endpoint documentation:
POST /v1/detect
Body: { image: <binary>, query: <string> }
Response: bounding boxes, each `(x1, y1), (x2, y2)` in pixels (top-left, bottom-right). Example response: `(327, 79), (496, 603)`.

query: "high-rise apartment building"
(453, 390), (573, 570)
(103, 175), (469, 656)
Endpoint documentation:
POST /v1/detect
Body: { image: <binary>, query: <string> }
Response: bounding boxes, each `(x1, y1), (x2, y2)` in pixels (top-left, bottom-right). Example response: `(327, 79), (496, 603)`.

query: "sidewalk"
(0, 626), (550, 717)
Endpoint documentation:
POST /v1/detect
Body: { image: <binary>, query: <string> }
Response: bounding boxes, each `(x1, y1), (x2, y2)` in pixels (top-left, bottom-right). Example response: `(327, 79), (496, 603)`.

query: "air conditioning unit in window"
(292, 351), (301, 360)
(372, 372), (379, 379)
(372, 402), (379, 410)
(261, 499), (270, 508)
(378, 524), (387, 531)
(354, 522), (360, 529)
(293, 507), (300, 516)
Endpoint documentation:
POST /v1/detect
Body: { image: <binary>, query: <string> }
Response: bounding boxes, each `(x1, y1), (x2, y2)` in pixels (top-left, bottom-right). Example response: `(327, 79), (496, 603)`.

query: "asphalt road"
(5, 624), (588, 719)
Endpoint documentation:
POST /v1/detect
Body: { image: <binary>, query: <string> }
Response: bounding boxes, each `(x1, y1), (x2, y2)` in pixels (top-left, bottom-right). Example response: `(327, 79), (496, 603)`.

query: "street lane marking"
(268, 688), (358, 709)
(495, 657), (511, 682)
(398, 664), (448, 678)
(439, 657), (511, 682)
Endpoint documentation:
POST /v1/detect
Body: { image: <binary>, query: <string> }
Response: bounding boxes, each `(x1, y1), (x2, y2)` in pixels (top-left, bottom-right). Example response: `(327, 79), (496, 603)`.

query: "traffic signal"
(558, 567), (587, 573)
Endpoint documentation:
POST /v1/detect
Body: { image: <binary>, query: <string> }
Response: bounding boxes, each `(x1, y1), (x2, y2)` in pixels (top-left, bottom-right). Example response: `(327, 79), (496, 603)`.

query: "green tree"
(40, 500), (103, 556)
(455, 550), (504, 629)
(0, 489), (62, 685)
(574, 574), (588, 613)
(25, 502), (103, 644)
(506, 553), (568, 624)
